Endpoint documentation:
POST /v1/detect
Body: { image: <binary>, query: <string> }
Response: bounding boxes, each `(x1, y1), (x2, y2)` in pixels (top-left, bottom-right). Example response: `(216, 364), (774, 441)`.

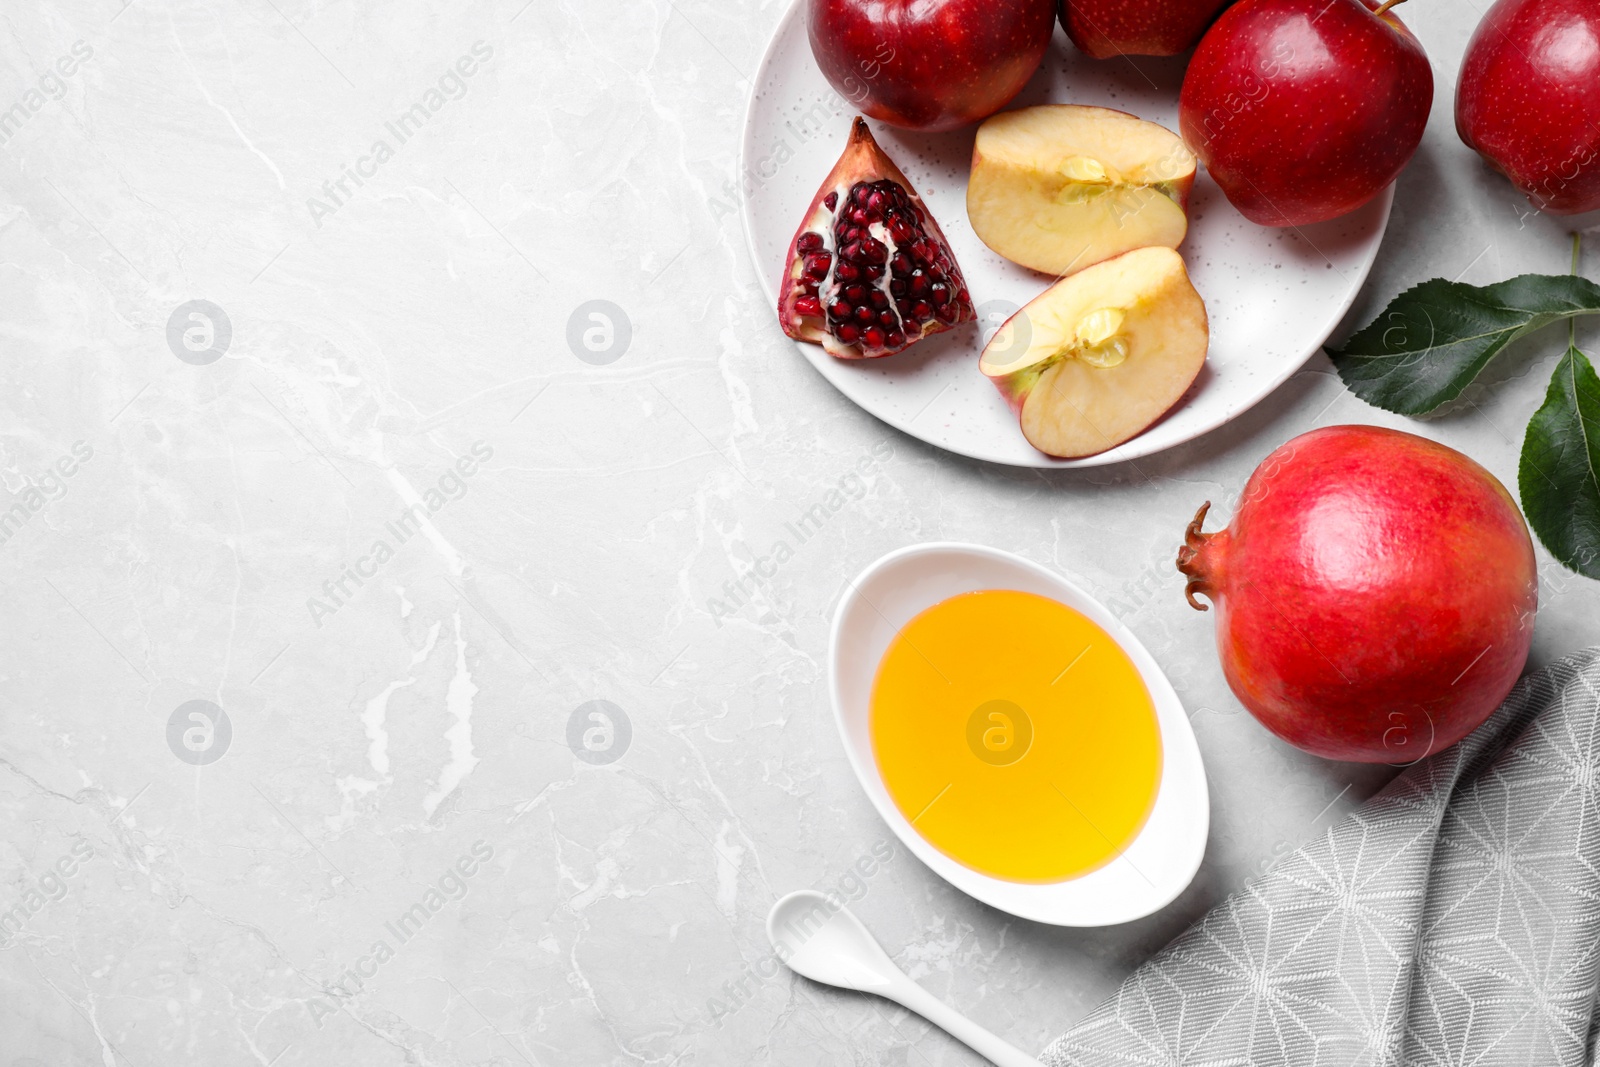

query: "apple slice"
(967, 105), (1196, 278)
(981, 246), (1208, 459)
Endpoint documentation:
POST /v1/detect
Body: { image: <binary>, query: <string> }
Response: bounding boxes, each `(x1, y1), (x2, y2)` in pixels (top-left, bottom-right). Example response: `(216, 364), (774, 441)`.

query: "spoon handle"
(887, 977), (1043, 1067)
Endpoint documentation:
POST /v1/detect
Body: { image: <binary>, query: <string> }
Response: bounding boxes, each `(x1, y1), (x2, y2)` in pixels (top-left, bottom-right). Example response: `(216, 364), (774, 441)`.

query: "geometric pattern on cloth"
(1043, 647), (1600, 1067)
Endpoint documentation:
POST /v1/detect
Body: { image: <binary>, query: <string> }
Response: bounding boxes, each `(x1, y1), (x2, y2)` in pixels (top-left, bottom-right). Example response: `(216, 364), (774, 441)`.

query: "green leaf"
(1520, 341), (1600, 578)
(1328, 274), (1600, 416)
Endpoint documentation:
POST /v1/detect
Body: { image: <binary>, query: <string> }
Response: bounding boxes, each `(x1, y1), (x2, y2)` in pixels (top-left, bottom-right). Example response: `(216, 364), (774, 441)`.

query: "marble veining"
(0, 1), (1596, 1064)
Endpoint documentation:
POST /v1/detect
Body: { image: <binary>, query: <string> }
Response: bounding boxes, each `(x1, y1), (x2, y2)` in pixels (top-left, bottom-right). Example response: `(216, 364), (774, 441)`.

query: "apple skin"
(1178, 426), (1537, 763)
(1178, 0), (1433, 227)
(1457, 0), (1600, 215)
(984, 355), (1044, 413)
(1061, 0), (1234, 59)
(807, 0), (1057, 132)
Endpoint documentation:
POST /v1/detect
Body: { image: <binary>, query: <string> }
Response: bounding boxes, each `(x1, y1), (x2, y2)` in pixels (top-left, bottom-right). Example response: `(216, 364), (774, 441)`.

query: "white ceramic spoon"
(767, 890), (1043, 1067)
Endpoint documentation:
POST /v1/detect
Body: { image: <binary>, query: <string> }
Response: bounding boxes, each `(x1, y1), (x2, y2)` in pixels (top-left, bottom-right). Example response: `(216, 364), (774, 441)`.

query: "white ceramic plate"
(741, 2), (1394, 468)
(829, 544), (1208, 926)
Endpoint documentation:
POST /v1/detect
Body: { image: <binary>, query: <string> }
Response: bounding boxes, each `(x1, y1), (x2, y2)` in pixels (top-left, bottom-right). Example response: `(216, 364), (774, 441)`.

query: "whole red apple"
(1178, 0), (1433, 227)
(1062, 0), (1233, 59)
(1457, 0), (1600, 215)
(1178, 426), (1537, 763)
(807, 0), (1056, 132)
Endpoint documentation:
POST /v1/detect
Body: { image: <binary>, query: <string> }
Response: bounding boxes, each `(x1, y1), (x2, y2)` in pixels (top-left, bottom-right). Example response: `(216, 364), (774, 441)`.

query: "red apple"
(807, 0), (1057, 132)
(1062, 0), (1234, 59)
(1457, 0), (1600, 216)
(1178, 0), (1433, 227)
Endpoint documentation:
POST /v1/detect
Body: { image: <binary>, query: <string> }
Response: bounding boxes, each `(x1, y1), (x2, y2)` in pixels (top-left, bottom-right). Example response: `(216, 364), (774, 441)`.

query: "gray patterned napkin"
(1044, 647), (1600, 1067)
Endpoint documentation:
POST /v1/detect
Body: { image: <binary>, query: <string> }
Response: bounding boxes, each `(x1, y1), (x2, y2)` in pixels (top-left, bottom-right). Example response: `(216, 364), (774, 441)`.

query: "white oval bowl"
(829, 543), (1209, 926)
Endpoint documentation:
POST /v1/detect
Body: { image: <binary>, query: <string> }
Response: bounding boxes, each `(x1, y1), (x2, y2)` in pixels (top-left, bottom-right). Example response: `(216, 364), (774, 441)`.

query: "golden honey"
(870, 589), (1161, 883)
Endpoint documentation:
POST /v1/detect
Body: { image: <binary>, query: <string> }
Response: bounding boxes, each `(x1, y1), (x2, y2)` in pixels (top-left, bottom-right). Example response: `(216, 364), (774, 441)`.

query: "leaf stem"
(1373, 0), (1410, 16)
(1574, 233), (1583, 348)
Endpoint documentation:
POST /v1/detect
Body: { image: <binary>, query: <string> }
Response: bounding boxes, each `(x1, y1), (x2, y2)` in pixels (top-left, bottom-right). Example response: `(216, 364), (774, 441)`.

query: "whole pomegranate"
(1177, 426), (1537, 763)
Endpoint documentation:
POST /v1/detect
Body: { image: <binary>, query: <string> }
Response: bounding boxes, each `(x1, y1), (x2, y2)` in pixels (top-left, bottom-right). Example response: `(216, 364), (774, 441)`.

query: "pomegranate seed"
(804, 253), (831, 280)
(797, 232), (823, 254)
(956, 287), (970, 305)
(892, 253), (913, 274)
(878, 310), (896, 327)
(935, 302), (958, 324)
(869, 290), (889, 310)
(844, 284), (867, 304)
(863, 327), (885, 348)
(836, 262), (860, 283)
(862, 265), (884, 281)
(929, 282), (949, 305)
(850, 207), (869, 226)
(889, 218), (913, 243)
(829, 299), (850, 319)
(863, 239), (888, 264)
(890, 279), (908, 297)
(824, 192), (838, 211)
(896, 298), (913, 317)
(794, 296), (822, 318)
(851, 181), (869, 203)
(912, 301), (933, 320)
(854, 306), (875, 324)
(910, 272), (929, 295)
(840, 241), (862, 263)
(886, 330), (905, 348)
(836, 323), (859, 343)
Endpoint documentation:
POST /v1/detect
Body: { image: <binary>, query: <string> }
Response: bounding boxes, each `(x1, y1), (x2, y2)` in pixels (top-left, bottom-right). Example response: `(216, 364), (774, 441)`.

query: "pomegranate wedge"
(778, 117), (975, 360)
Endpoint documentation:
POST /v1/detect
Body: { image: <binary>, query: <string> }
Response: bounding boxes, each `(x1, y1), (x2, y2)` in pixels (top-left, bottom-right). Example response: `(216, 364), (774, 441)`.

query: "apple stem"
(1372, 0), (1409, 15)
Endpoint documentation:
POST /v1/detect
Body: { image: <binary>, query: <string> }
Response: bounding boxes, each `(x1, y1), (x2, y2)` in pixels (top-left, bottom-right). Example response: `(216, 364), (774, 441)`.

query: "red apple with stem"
(807, 0), (1057, 132)
(1457, 0), (1600, 216)
(1179, 0), (1433, 227)
(1062, 0), (1235, 59)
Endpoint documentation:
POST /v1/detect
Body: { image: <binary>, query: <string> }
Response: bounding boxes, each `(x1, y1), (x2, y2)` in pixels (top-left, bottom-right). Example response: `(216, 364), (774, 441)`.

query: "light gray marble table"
(0, 2), (1595, 1064)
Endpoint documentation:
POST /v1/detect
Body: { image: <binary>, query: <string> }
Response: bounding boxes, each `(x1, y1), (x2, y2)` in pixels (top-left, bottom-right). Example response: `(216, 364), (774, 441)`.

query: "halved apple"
(968, 105), (1197, 278)
(981, 246), (1208, 459)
